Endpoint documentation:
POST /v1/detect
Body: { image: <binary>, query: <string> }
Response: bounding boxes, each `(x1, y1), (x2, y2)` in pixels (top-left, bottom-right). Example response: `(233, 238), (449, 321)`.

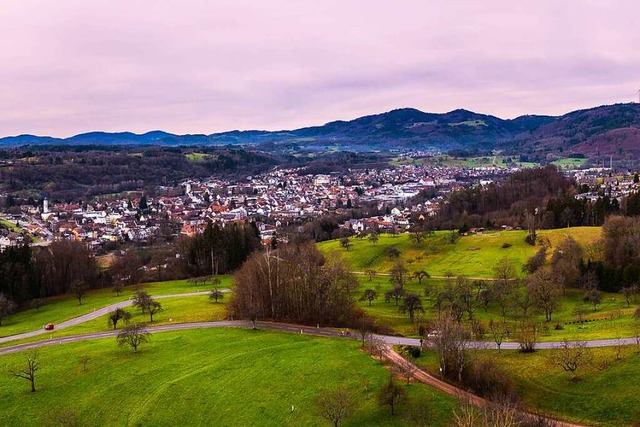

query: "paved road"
(0, 290), (229, 345)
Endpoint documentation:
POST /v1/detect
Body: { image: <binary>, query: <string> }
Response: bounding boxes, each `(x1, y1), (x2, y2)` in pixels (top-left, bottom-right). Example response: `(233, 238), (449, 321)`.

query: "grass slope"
(0, 276), (232, 339)
(319, 227), (601, 278)
(0, 329), (457, 426)
(413, 347), (640, 426)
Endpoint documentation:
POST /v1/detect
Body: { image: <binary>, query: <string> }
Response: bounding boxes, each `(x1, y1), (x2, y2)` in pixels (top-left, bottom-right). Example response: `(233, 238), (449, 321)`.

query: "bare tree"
(378, 375), (407, 416)
(316, 386), (357, 427)
(209, 288), (225, 303)
(0, 293), (16, 326)
(573, 304), (588, 327)
(399, 293), (424, 322)
(548, 339), (590, 380)
(365, 269), (377, 281)
(389, 263), (408, 289)
(621, 285), (639, 307)
(413, 270), (430, 285)
(410, 230), (426, 246)
(117, 323), (151, 353)
(432, 312), (472, 382)
(132, 290), (162, 321)
(396, 356), (417, 384)
(339, 237), (352, 251)
(493, 257), (516, 285)
(452, 400), (480, 427)
(367, 230), (379, 246)
(516, 321), (539, 353)
(526, 268), (563, 322)
(385, 287), (405, 306)
(9, 352), (39, 392)
(112, 282), (124, 296)
(107, 308), (132, 330)
(69, 280), (88, 305)
(359, 289), (378, 306)
(146, 300), (163, 322)
(488, 319), (507, 351)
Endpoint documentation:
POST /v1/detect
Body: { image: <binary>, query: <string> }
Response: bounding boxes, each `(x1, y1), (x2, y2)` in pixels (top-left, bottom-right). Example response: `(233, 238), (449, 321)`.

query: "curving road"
(0, 290), (230, 345)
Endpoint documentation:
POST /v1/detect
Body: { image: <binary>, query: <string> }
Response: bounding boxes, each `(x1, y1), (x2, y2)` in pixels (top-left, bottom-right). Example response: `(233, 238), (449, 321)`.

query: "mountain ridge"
(2, 103), (639, 157)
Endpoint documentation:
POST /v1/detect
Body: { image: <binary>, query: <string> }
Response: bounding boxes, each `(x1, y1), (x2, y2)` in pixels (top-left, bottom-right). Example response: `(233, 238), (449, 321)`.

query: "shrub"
(501, 242), (513, 249)
(463, 358), (517, 400)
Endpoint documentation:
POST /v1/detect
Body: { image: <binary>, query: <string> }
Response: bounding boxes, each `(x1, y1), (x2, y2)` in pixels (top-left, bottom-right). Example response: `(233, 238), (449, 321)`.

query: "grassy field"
(319, 227), (601, 278)
(551, 157), (589, 169)
(0, 276), (232, 339)
(355, 274), (639, 340)
(391, 155), (539, 169)
(0, 329), (458, 426)
(412, 346), (640, 426)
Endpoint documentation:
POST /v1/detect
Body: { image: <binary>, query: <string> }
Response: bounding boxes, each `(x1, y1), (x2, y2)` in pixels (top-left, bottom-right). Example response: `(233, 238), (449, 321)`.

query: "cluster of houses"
(0, 162), (534, 249)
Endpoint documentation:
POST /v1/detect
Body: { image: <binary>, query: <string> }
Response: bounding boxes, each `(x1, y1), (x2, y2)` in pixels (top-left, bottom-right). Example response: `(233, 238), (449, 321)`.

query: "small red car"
(44, 323), (55, 330)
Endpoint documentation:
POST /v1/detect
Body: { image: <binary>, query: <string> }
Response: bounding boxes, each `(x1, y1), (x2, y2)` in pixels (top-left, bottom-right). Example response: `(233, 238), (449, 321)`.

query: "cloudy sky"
(1, 0), (639, 137)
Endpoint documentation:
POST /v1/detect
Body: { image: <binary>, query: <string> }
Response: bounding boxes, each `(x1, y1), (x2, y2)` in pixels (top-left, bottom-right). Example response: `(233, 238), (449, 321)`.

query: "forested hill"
(2, 103), (640, 158)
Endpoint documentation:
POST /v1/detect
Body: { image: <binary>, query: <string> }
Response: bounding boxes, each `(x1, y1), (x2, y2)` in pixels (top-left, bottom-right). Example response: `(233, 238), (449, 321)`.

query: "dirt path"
(383, 346), (588, 427)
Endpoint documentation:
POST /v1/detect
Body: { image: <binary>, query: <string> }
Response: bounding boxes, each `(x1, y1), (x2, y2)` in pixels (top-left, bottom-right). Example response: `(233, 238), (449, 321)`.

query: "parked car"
(44, 323), (55, 330)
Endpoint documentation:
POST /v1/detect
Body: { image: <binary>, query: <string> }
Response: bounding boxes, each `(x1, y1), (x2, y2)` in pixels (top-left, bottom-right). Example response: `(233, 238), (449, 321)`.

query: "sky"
(1, 0), (640, 137)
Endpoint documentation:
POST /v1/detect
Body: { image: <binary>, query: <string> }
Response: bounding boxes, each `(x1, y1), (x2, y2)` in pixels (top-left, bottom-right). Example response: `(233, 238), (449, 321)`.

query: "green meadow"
(0, 329), (458, 426)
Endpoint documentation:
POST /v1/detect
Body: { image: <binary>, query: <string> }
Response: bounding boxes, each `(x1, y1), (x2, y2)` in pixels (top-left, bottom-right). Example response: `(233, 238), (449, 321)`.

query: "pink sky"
(1, 0), (639, 137)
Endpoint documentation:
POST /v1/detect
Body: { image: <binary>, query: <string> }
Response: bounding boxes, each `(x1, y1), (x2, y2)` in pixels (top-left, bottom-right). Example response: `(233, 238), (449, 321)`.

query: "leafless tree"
(112, 281), (124, 296)
(550, 236), (583, 288)
(359, 289), (378, 306)
(117, 323), (151, 353)
(69, 280), (88, 305)
(365, 269), (377, 281)
(378, 375), (407, 416)
(367, 231), (379, 246)
(494, 257), (516, 285)
(389, 263), (408, 289)
(548, 339), (590, 380)
(209, 288), (225, 303)
(526, 268), (563, 322)
(452, 400), (480, 427)
(396, 356), (417, 384)
(413, 270), (430, 285)
(132, 290), (162, 321)
(107, 308), (132, 330)
(9, 352), (39, 392)
(516, 321), (539, 353)
(316, 386), (357, 427)
(399, 293), (424, 322)
(488, 319), (507, 350)
(339, 237), (352, 251)
(432, 312), (472, 382)
(385, 287), (405, 306)
(621, 285), (639, 307)
(145, 300), (163, 322)
(573, 304), (588, 326)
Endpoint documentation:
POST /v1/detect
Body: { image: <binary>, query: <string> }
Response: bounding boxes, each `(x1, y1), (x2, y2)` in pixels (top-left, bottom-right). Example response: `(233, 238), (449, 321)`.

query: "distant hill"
(2, 103), (640, 157)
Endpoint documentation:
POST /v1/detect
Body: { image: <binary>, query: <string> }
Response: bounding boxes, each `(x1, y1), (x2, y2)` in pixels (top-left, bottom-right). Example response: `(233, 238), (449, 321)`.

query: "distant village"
(0, 161), (635, 250)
